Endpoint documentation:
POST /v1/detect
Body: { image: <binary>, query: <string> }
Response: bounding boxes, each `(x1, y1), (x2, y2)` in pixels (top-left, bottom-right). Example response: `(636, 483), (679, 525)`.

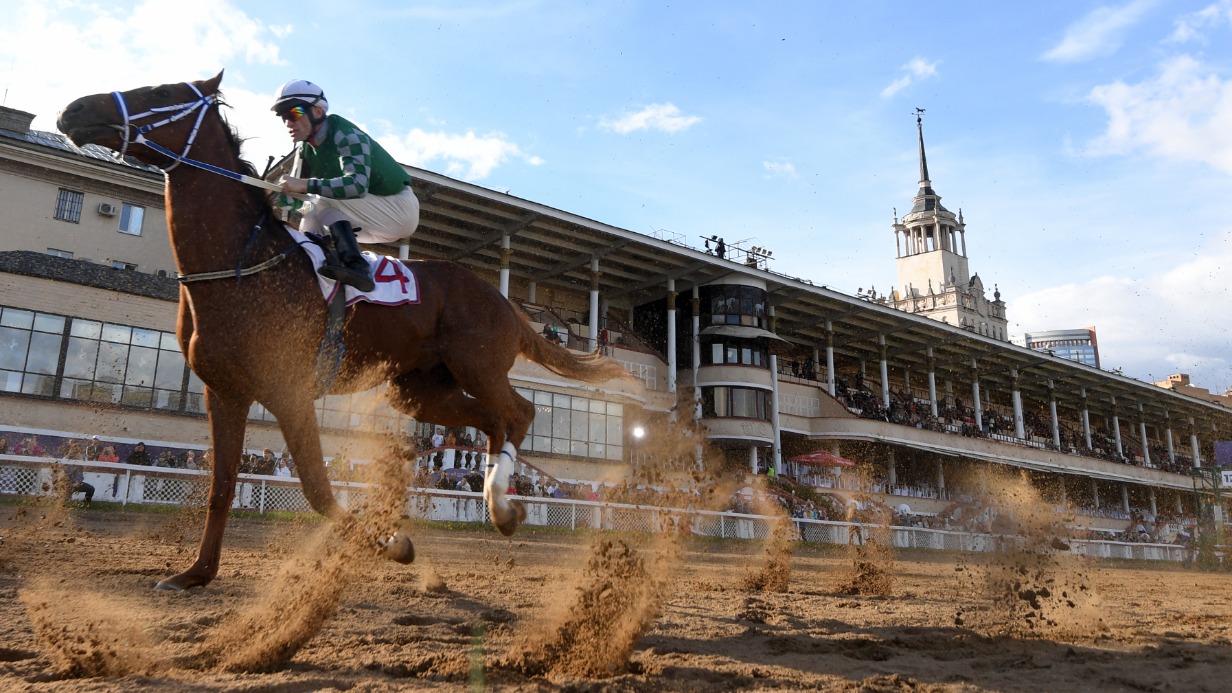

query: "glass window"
(54, 189), (84, 223)
(118, 203), (144, 236)
(47, 248), (74, 259)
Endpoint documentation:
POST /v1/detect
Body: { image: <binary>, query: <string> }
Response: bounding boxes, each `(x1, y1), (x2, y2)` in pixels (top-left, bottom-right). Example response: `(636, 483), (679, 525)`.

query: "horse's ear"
(199, 70), (224, 96)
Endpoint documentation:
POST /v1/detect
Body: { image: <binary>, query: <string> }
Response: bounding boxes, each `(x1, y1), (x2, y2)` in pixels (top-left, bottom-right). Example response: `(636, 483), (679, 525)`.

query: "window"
(118, 203), (144, 236)
(46, 249), (74, 259)
(0, 307), (66, 397)
(701, 386), (772, 421)
(700, 284), (767, 329)
(517, 387), (624, 461)
(54, 189), (84, 223)
(704, 339), (767, 366)
(111, 261), (137, 270)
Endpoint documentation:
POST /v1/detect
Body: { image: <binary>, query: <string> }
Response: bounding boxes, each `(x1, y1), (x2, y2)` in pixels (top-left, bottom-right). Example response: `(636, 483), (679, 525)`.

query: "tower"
(890, 111), (1008, 340)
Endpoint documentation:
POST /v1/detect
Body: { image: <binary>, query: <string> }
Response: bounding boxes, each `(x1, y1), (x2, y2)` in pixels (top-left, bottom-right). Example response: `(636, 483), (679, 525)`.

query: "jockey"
(271, 79), (420, 292)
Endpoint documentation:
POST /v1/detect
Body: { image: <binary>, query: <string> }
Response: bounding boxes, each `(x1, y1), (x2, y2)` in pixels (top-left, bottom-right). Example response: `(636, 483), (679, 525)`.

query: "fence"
(0, 454), (1188, 562)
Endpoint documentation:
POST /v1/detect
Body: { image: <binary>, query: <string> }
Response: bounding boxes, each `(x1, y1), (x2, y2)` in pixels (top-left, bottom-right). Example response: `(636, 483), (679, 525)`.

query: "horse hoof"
(492, 499), (526, 537)
(382, 534), (416, 564)
(154, 576), (191, 591)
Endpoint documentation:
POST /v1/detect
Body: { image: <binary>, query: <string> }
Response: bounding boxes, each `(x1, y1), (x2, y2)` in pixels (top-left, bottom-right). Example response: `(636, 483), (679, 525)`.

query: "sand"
(1, 502), (1231, 691)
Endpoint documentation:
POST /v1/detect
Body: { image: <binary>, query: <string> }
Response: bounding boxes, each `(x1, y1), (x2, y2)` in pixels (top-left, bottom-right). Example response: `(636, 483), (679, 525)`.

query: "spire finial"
(914, 107), (929, 184)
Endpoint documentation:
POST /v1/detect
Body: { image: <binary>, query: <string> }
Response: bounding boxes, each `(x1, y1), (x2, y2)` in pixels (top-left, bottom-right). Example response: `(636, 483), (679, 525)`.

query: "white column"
(398, 241), (410, 260)
(1149, 487), (1157, 518)
(749, 446), (759, 475)
(971, 361), (983, 431)
(588, 257), (600, 351)
(926, 348), (938, 417)
(1111, 397), (1123, 457)
(1190, 416), (1201, 467)
(498, 234), (511, 298)
(1091, 478), (1100, 510)
(666, 278), (677, 400)
(692, 286), (701, 417)
(1081, 388), (1092, 449)
(1121, 484), (1130, 514)
(825, 321), (836, 397)
(811, 346), (821, 384)
(887, 451), (897, 487)
(1164, 411), (1176, 464)
(527, 280), (537, 304)
(936, 458), (946, 497)
(1138, 403), (1151, 467)
(1011, 368), (1025, 439)
(1048, 380), (1061, 449)
(768, 306), (782, 475)
(879, 334), (890, 408)
(1059, 479), (1068, 508)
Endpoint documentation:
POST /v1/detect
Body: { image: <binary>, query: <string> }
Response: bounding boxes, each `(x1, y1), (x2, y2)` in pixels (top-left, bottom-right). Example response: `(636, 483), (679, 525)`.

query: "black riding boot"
(319, 220), (375, 292)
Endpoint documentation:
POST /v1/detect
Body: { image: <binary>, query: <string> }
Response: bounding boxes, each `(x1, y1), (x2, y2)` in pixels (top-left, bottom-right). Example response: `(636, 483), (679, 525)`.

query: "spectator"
(445, 430), (457, 447)
(430, 428), (445, 448)
(0, 435), (8, 455)
(126, 442), (151, 466)
(17, 436), (45, 457)
(183, 450), (199, 470)
(153, 450), (174, 468)
(258, 449), (277, 475)
(61, 462), (94, 507)
(280, 453), (296, 477)
(84, 435), (103, 461)
(98, 445), (120, 463)
(59, 439), (85, 461)
(274, 458), (293, 478)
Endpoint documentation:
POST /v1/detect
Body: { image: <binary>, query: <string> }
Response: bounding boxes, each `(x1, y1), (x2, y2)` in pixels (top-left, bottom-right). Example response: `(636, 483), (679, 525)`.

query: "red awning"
(789, 450), (857, 468)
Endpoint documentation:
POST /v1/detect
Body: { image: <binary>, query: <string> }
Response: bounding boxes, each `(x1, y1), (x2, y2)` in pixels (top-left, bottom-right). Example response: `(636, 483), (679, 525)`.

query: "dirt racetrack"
(1, 502), (1231, 691)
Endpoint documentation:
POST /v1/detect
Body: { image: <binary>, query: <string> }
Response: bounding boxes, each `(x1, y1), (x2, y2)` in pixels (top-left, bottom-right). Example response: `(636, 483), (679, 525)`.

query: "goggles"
(279, 105), (309, 123)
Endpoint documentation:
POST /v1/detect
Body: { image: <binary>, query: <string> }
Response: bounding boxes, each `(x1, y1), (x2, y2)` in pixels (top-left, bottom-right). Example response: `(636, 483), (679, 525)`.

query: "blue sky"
(3, 0), (1232, 392)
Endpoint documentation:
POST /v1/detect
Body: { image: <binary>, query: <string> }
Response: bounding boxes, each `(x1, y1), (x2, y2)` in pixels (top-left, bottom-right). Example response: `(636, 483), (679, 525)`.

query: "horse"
(57, 72), (631, 590)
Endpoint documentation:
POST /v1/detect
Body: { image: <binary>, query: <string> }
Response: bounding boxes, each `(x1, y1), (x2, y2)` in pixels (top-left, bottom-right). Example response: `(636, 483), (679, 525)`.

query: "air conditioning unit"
(97, 202), (117, 216)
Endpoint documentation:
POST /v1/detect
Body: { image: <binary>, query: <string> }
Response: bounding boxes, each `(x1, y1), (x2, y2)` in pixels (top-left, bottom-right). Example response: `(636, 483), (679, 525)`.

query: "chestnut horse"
(57, 72), (630, 590)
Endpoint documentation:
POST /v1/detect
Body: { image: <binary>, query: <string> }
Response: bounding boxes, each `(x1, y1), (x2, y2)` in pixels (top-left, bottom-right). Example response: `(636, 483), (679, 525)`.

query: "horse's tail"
(517, 316), (632, 384)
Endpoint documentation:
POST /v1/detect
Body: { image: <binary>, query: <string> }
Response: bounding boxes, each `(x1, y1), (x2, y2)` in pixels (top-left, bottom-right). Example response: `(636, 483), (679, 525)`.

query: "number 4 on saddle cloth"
(291, 227), (420, 306)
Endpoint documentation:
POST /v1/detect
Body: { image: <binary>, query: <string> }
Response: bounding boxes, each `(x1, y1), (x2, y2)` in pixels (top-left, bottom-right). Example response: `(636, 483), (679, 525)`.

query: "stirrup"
(319, 263), (375, 292)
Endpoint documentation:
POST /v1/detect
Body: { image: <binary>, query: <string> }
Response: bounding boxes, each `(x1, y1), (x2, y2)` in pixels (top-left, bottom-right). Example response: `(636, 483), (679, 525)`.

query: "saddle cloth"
(289, 227), (420, 306)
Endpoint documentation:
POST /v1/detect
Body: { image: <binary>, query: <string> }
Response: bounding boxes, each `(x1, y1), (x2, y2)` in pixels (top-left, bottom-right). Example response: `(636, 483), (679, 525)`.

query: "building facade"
(3, 99), (1230, 534)
(1013, 327), (1101, 368)
(889, 115), (1008, 340)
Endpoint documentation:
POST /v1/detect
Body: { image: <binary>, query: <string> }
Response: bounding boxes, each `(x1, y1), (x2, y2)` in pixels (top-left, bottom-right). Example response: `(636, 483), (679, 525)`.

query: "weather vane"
(913, 107), (925, 124)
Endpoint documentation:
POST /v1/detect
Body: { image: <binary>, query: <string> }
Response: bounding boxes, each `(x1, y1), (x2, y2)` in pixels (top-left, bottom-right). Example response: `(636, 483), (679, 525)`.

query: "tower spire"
(915, 107), (929, 186)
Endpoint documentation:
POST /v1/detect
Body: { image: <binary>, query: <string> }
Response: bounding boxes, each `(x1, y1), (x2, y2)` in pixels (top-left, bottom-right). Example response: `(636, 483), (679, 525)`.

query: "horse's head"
(57, 72), (224, 167)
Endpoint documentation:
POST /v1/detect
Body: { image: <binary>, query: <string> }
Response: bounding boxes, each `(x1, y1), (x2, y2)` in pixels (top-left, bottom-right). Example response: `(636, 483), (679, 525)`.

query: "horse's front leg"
(273, 395), (414, 564)
(156, 388), (251, 590)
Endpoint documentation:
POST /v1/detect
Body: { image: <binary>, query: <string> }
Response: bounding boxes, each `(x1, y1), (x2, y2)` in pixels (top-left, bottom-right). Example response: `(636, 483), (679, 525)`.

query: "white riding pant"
(299, 186), (420, 245)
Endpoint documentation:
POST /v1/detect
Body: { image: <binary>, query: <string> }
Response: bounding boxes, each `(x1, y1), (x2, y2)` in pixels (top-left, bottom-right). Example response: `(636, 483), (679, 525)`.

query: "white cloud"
(763, 161), (797, 180)
(599, 103), (701, 134)
(381, 128), (541, 181)
(880, 57), (938, 98)
(1168, 0), (1232, 43)
(1041, 0), (1157, 62)
(0, 0), (286, 133)
(1085, 55), (1232, 174)
(1012, 229), (1232, 389)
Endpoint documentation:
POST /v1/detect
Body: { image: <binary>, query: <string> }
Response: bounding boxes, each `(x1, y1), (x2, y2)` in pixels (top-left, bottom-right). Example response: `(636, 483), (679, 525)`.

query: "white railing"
(618, 360), (659, 391)
(779, 393), (821, 418)
(0, 455), (1188, 562)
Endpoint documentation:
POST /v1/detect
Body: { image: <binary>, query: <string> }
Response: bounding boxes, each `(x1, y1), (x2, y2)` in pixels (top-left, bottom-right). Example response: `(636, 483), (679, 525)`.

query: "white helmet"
(271, 79), (328, 114)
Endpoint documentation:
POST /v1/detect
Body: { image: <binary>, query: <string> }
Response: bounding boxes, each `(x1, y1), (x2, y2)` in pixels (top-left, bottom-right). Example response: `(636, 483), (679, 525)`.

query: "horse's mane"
(214, 92), (275, 217)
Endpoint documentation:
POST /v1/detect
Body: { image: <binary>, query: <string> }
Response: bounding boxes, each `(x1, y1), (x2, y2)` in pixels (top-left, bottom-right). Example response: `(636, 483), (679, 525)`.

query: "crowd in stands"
(832, 375), (1210, 475)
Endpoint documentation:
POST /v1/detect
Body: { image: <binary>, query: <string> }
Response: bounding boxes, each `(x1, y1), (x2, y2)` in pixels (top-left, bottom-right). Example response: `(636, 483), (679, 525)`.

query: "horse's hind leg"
(156, 388), (250, 590)
(389, 368), (531, 536)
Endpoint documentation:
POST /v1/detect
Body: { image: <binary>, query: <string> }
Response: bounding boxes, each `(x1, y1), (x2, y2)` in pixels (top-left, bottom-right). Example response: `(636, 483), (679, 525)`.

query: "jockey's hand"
(279, 176), (309, 195)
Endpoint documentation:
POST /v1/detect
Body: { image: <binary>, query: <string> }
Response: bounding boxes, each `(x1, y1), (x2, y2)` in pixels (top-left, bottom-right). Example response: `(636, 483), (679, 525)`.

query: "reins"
(110, 83), (298, 283)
